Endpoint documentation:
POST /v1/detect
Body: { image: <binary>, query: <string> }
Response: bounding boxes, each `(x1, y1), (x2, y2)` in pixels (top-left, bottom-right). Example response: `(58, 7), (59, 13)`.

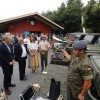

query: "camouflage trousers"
(67, 86), (91, 100)
(67, 86), (78, 100)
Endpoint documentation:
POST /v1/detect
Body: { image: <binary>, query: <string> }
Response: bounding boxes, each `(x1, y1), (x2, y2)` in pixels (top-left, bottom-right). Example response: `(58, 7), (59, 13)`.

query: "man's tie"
(6, 45), (11, 53)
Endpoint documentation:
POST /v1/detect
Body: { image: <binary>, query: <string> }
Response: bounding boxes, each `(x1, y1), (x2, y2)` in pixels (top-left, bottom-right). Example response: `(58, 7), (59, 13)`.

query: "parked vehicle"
(88, 56), (100, 100)
(51, 33), (100, 99)
(70, 33), (100, 99)
(50, 43), (68, 66)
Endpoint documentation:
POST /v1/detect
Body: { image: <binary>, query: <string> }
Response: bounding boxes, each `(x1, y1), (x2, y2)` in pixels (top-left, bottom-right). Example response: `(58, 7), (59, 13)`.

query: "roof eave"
(0, 12), (64, 30)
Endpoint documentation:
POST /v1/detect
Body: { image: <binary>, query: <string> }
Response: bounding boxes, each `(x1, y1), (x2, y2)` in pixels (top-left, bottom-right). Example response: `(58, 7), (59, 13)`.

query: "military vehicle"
(67, 33), (100, 100)
(51, 33), (100, 99)
(71, 33), (100, 100)
(50, 43), (68, 65)
(50, 36), (71, 66)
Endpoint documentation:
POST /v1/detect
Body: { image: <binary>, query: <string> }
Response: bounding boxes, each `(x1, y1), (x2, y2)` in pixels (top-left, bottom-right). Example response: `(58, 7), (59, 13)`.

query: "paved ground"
(0, 48), (92, 100)
(0, 49), (53, 100)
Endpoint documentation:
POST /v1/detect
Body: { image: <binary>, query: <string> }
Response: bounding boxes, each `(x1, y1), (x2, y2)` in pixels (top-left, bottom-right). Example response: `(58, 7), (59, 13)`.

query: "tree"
(64, 0), (82, 33)
(42, 2), (66, 34)
(42, 0), (83, 34)
(83, 0), (100, 32)
(42, 10), (57, 22)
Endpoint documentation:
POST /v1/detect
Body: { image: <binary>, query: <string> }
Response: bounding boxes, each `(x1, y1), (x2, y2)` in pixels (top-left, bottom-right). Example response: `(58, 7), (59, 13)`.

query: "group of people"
(0, 33), (50, 95)
(0, 32), (94, 100)
(27, 34), (50, 73)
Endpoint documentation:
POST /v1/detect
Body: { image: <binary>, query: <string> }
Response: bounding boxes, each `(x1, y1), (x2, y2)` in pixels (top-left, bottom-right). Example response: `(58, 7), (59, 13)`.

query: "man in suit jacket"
(0, 34), (16, 95)
(14, 37), (27, 81)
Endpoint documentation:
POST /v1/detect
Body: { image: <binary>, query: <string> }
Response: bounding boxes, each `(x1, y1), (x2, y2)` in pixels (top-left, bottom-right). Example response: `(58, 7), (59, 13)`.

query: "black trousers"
(18, 58), (26, 80)
(2, 65), (13, 90)
(40, 52), (48, 71)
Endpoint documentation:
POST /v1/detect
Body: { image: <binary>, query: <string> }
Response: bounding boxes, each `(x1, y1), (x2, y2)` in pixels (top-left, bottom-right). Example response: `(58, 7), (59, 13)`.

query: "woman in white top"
(28, 34), (39, 73)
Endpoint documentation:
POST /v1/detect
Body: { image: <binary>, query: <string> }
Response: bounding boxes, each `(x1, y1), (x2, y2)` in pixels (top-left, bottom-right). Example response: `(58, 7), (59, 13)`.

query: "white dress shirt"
(21, 45), (27, 57)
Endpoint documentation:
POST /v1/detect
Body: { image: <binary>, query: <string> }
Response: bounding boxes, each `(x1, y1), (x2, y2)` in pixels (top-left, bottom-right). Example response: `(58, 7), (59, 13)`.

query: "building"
(0, 12), (64, 35)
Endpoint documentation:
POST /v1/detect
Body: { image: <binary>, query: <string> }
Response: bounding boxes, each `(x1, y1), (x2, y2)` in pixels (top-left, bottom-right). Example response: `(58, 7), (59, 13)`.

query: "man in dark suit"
(0, 34), (16, 95)
(14, 37), (27, 81)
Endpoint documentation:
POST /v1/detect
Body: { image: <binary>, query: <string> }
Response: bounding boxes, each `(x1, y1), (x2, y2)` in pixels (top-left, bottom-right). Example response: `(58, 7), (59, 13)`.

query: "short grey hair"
(2, 34), (11, 41)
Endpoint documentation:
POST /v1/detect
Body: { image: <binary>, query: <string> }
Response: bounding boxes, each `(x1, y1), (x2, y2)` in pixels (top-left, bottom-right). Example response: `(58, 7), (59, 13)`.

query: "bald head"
(18, 37), (23, 44)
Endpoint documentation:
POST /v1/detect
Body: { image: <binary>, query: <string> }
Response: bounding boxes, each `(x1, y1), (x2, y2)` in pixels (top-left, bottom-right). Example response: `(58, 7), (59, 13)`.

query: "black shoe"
(24, 75), (27, 79)
(9, 84), (16, 87)
(28, 66), (30, 68)
(20, 78), (27, 81)
(24, 77), (27, 80)
(5, 89), (11, 95)
(24, 75), (27, 80)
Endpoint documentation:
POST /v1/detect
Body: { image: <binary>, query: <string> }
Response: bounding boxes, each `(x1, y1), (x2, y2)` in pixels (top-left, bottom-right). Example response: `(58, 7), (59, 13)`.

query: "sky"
(0, 0), (89, 20)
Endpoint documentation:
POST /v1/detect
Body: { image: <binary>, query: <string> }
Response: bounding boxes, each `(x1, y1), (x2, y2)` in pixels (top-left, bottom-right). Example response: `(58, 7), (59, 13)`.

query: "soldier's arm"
(78, 80), (91, 99)
(61, 48), (71, 60)
(79, 65), (93, 99)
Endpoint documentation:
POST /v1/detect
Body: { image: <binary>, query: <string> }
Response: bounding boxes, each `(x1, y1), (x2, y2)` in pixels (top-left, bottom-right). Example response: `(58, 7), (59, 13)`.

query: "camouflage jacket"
(67, 54), (93, 99)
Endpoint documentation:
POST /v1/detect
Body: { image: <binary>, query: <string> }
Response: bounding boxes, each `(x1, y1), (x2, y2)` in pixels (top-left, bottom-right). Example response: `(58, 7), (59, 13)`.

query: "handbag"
(0, 89), (7, 100)
(48, 78), (60, 100)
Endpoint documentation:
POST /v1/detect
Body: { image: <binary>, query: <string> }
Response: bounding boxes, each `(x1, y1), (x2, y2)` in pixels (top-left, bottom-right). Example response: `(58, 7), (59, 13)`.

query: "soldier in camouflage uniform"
(62, 40), (93, 100)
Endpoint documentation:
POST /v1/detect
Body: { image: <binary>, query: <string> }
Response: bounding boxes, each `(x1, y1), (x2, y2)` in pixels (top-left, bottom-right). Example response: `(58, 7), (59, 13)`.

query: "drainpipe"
(81, 16), (86, 33)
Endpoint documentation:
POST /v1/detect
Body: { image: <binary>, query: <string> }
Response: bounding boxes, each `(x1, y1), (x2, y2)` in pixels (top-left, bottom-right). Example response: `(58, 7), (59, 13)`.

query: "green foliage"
(42, 10), (57, 22)
(83, 0), (100, 33)
(42, 0), (82, 34)
(42, 0), (100, 34)
(64, 0), (82, 33)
